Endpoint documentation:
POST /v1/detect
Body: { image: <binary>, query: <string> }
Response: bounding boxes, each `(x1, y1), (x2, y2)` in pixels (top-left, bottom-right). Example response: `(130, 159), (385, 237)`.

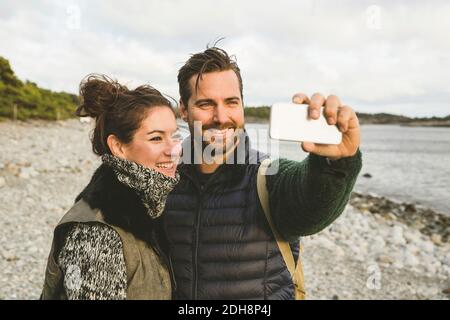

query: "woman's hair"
(76, 74), (175, 156)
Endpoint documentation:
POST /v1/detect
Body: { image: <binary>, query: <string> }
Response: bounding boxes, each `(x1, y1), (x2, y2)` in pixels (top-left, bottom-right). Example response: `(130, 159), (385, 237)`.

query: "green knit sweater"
(266, 149), (362, 241)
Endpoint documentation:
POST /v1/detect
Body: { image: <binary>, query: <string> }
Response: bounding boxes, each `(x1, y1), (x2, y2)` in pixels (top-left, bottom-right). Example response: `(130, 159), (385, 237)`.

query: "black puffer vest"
(163, 136), (299, 300)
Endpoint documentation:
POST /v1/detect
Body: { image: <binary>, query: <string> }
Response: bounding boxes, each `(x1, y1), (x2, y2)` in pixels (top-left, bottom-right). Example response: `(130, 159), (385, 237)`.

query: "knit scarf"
(101, 154), (180, 219)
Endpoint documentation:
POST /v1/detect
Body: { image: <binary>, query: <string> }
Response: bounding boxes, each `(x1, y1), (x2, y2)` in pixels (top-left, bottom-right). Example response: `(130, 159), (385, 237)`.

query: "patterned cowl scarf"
(101, 154), (180, 219)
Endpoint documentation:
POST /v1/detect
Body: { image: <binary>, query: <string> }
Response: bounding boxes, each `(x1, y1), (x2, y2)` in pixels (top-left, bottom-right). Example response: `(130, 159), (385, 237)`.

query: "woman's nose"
(164, 140), (182, 159)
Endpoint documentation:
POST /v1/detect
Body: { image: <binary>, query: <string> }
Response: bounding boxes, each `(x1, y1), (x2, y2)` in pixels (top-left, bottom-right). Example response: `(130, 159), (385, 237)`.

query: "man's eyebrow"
(194, 97), (240, 105)
(194, 99), (216, 106)
(225, 96), (241, 102)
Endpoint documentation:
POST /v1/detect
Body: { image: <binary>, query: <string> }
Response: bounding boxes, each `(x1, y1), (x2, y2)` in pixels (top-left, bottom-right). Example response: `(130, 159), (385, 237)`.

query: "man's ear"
(179, 100), (188, 123)
(106, 134), (127, 159)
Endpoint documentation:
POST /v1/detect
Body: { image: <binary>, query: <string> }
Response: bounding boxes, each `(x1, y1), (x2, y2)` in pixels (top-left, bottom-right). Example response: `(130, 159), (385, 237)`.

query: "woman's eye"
(150, 136), (162, 141)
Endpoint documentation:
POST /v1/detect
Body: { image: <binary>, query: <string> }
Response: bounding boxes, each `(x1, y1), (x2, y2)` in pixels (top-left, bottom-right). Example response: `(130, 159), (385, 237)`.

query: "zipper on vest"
(192, 184), (204, 300)
(150, 231), (178, 295)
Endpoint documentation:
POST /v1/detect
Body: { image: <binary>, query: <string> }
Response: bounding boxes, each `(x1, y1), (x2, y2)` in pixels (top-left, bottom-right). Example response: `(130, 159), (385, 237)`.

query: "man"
(162, 47), (362, 299)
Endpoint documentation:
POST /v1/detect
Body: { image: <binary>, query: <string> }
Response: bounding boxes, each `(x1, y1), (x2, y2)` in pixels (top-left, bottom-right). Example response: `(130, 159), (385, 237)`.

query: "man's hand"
(292, 92), (360, 161)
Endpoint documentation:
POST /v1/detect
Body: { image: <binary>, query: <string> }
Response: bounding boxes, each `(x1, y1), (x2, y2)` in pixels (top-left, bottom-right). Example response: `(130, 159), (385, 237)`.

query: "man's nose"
(212, 104), (229, 125)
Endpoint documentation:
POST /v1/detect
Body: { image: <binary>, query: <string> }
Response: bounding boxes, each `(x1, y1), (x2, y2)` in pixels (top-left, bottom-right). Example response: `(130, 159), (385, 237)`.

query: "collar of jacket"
(74, 163), (164, 250)
(177, 130), (268, 190)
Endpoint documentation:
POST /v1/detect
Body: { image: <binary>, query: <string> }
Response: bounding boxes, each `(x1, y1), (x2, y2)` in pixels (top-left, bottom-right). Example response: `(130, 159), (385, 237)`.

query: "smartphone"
(269, 103), (342, 144)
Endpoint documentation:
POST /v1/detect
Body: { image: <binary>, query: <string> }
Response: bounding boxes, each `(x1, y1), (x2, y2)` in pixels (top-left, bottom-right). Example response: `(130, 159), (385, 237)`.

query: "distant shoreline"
(2, 55), (449, 126)
(243, 107), (450, 127)
(243, 116), (450, 127)
(2, 116), (450, 129)
(400, 122), (450, 128)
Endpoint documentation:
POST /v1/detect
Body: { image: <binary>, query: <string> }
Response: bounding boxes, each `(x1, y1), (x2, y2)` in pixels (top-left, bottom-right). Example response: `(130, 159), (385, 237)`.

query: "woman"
(41, 75), (182, 299)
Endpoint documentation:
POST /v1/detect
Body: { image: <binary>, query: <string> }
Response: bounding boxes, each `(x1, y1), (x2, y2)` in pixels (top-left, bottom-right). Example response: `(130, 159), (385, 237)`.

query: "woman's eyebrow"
(147, 127), (179, 135)
(146, 130), (165, 135)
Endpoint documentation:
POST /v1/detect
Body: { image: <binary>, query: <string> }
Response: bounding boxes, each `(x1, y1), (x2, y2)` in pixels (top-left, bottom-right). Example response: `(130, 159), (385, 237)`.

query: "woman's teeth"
(156, 162), (174, 169)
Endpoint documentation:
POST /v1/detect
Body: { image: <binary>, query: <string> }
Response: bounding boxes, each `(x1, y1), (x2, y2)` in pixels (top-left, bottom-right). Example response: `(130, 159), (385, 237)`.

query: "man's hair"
(177, 47), (243, 107)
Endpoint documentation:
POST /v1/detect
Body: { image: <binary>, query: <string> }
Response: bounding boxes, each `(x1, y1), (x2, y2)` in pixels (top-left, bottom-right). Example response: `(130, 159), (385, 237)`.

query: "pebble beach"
(0, 119), (448, 300)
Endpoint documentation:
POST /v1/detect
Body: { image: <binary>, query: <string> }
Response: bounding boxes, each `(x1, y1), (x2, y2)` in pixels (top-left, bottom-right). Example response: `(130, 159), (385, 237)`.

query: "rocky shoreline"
(350, 192), (449, 245)
(0, 119), (448, 300)
(302, 191), (449, 300)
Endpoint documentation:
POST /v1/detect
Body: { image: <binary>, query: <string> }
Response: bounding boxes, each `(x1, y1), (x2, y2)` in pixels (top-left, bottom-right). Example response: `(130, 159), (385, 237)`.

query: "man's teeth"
(210, 128), (233, 134)
(156, 162), (174, 169)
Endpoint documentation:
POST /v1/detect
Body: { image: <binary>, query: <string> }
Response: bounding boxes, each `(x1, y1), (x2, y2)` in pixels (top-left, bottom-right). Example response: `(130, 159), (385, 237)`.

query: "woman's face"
(120, 106), (182, 178)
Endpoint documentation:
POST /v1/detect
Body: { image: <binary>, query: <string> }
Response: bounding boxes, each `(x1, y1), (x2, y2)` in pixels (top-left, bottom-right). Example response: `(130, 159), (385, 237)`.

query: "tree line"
(0, 56), (78, 121)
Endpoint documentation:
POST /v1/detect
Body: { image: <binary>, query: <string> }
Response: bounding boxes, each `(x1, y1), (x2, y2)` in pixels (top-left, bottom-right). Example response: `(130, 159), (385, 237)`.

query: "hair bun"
(76, 74), (127, 118)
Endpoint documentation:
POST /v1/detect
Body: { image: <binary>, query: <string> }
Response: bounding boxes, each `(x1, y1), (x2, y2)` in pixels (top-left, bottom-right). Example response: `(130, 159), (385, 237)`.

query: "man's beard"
(190, 121), (245, 164)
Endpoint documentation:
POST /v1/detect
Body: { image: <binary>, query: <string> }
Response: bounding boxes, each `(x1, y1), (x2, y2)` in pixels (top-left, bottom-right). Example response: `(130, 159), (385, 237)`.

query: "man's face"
(180, 70), (245, 160)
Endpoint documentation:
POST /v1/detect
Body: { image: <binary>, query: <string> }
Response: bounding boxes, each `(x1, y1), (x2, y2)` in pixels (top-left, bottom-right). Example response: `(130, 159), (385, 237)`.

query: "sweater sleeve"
(265, 149), (362, 241)
(58, 223), (127, 300)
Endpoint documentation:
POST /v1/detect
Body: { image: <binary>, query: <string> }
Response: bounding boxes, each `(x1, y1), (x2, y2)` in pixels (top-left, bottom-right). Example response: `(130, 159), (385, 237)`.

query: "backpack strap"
(257, 158), (305, 300)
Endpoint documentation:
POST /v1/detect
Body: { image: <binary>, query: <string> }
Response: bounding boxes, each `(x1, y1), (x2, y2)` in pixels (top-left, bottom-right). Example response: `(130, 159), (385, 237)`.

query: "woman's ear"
(179, 100), (188, 122)
(107, 134), (127, 159)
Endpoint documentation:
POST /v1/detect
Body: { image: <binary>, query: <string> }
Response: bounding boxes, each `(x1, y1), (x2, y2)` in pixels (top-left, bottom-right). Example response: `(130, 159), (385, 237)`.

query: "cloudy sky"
(1, 0), (449, 117)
